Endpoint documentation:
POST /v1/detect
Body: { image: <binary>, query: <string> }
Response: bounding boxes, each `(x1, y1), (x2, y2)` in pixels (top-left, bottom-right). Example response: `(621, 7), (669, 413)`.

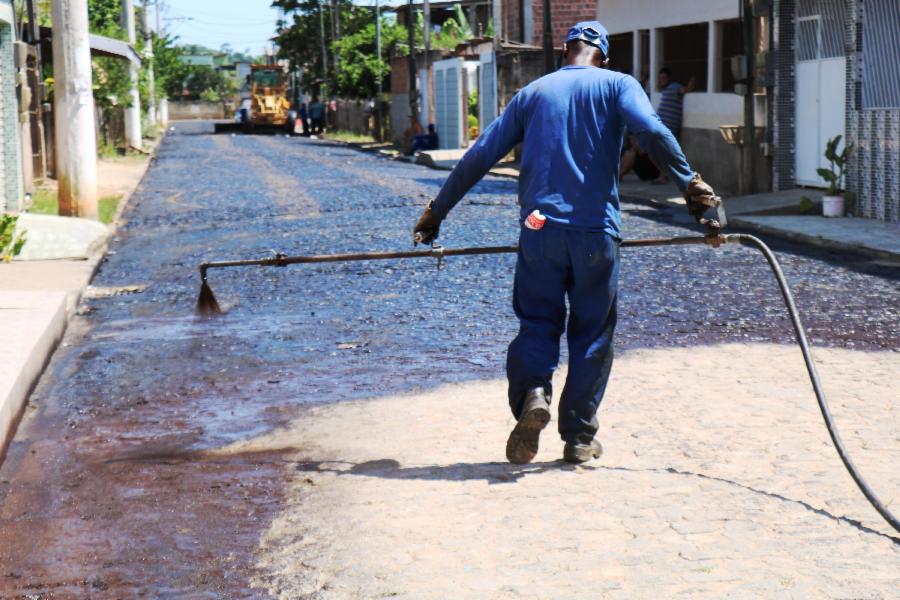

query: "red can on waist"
(524, 210), (546, 230)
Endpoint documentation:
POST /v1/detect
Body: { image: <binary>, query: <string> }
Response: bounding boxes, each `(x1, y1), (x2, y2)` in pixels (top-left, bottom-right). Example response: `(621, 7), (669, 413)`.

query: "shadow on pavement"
(293, 457), (900, 544)
(295, 457), (595, 484)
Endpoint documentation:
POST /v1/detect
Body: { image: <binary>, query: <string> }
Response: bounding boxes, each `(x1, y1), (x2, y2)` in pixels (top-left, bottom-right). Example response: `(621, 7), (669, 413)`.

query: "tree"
(152, 33), (186, 103)
(87, 0), (133, 113)
(273, 0), (408, 98)
(330, 20), (405, 98)
(273, 0), (479, 99)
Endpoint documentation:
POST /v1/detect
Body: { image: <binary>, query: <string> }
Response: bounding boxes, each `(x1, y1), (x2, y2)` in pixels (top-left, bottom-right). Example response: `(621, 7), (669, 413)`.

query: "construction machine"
(216, 65), (296, 134)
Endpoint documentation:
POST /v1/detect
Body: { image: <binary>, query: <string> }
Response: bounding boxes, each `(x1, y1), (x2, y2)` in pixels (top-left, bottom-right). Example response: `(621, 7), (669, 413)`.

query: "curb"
(0, 292), (68, 462)
(729, 216), (900, 263)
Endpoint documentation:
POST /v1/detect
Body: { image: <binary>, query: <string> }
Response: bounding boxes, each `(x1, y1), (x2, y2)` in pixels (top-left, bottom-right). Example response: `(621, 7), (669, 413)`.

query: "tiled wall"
(772, 0), (796, 191)
(845, 0), (900, 223)
(0, 21), (22, 212)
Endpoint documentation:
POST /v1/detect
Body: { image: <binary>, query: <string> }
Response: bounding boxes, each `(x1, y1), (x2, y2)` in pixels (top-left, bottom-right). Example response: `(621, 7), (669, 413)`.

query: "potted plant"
(817, 135), (853, 217)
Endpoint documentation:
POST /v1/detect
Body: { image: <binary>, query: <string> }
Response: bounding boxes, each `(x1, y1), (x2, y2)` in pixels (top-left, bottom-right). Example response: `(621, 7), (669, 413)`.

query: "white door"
(794, 1), (846, 186)
(478, 51), (498, 132)
(433, 58), (465, 150)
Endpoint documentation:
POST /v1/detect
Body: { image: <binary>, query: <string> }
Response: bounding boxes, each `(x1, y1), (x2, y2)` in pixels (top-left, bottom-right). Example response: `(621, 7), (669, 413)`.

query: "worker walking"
(412, 21), (717, 464)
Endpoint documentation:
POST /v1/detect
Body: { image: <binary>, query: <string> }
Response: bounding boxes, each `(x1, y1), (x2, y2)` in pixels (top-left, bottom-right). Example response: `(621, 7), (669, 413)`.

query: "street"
(1, 122), (898, 597)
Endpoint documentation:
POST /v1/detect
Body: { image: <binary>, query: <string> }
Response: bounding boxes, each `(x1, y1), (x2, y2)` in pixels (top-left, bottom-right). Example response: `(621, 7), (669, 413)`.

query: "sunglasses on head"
(568, 26), (605, 50)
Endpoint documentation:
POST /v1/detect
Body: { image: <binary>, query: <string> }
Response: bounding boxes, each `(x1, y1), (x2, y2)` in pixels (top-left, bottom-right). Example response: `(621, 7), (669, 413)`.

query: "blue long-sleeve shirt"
(430, 65), (695, 238)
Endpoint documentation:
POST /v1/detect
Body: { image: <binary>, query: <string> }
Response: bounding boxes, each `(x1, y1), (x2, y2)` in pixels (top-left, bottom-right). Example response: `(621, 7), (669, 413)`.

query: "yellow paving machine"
(216, 65), (296, 134)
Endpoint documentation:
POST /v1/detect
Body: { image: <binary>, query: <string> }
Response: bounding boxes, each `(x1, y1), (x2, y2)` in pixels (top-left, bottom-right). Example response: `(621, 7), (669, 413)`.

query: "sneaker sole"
(505, 406), (551, 465)
(563, 443), (603, 464)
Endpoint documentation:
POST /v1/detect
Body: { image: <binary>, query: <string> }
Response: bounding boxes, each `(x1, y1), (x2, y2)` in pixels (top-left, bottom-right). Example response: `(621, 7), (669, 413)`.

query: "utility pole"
(51, 0), (98, 218)
(741, 0), (756, 194)
(542, 0), (554, 74)
(142, 0), (157, 128)
(155, 0), (161, 34)
(423, 0), (431, 125)
(122, 0), (142, 150)
(406, 0), (418, 121)
(318, 0), (328, 96)
(330, 0), (340, 69)
(375, 0), (382, 140)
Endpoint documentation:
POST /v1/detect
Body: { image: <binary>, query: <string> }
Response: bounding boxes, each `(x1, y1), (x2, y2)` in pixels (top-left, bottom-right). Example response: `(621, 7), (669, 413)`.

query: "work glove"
(683, 172), (718, 220)
(413, 201), (442, 245)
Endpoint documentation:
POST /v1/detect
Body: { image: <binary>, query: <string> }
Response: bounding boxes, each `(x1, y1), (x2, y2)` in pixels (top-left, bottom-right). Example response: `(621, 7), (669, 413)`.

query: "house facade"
(595, 0), (767, 196)
(0, 0), (22, 212)
(772, 0), (899, 222)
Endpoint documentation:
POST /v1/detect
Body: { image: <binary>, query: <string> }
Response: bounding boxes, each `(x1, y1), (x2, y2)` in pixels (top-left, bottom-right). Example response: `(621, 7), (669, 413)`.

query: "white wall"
(680, 92), (767, 131)
(596, 0), (738, 34)
(0, 1), (14, 25)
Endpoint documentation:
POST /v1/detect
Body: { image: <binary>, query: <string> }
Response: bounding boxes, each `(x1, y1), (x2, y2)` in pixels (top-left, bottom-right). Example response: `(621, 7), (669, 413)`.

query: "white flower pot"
(822, 195), (844, 217)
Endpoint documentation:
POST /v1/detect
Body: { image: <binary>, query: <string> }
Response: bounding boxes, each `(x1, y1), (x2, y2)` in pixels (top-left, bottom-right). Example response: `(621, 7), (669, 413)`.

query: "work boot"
(505, 389), (551, 465)
(563, 439), (603, 464)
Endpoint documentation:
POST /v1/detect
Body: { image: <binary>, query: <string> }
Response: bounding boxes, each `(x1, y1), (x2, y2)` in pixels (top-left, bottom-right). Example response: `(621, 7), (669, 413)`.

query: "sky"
(161, 0), (284, 56)
(160, 0), (405, 57)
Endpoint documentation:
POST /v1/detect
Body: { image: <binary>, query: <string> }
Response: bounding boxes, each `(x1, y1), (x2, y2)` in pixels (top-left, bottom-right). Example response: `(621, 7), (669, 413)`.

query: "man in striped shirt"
(654, 67), (696, 183)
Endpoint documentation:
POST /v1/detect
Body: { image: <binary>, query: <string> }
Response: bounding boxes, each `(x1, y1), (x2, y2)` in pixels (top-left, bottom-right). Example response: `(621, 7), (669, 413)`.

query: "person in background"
(409, 124), (439, 155)
(402, 116), (424, 155)
(298, 101), (310, 136)
(619, 135), (660, 182)
(309, 98), (326, 134)
(654, 67), (695, 183)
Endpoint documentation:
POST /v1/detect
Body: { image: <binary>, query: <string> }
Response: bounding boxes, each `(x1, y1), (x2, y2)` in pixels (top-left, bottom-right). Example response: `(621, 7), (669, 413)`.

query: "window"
(719, 19), (742, 92)
(608, 32), (633, 75)
(660, 22), (709, 92)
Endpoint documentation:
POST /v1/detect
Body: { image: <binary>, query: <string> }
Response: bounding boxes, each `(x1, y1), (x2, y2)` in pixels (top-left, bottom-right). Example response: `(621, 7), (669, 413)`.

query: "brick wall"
(0, 21), (22, 212)
(532, 0), (596, 49)
(391, 55), (409, 95)
(503, 0), (523, 42)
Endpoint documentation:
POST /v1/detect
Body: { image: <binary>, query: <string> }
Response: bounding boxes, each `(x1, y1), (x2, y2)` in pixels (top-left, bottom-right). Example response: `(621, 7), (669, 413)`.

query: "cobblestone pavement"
(0, 123), (897, 596)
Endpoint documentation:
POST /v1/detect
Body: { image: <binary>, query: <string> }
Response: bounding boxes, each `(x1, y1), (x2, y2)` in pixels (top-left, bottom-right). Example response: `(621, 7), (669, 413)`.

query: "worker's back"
(429, 62), (683, 239)
(514, 65), (633, 237)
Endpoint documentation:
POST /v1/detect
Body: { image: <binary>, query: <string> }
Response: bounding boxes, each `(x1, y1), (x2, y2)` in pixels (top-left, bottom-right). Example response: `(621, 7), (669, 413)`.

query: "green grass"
(29, 188), (59, 216)
(27, 188), (122, 225)
(327, 130), (376, 144)
(98, 195), (122, 224)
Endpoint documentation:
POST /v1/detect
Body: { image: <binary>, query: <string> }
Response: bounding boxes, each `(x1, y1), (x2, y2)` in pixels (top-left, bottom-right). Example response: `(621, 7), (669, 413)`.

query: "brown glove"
(413, 201), (442, 245)
(684, 173), (718, 220)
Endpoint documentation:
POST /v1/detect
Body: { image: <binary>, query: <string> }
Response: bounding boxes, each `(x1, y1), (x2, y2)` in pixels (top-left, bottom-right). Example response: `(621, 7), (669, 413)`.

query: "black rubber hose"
(728, 233), (899, 534)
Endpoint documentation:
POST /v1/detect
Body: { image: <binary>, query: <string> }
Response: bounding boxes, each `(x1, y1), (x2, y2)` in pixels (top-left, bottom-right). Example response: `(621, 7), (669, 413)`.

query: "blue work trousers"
(506, 224), (619, 444)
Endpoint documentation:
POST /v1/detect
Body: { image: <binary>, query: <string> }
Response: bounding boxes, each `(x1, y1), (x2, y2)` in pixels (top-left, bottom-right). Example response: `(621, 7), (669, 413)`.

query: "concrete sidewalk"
(616, 176), (899, 261)
(0, 149), (156, 459)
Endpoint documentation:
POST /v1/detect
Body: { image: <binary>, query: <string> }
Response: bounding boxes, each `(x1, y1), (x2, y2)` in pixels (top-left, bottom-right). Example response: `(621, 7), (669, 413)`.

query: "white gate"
(478, 51), (498, 132)
(433, 58), (465, 150)
(794, 0), (846, 186)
